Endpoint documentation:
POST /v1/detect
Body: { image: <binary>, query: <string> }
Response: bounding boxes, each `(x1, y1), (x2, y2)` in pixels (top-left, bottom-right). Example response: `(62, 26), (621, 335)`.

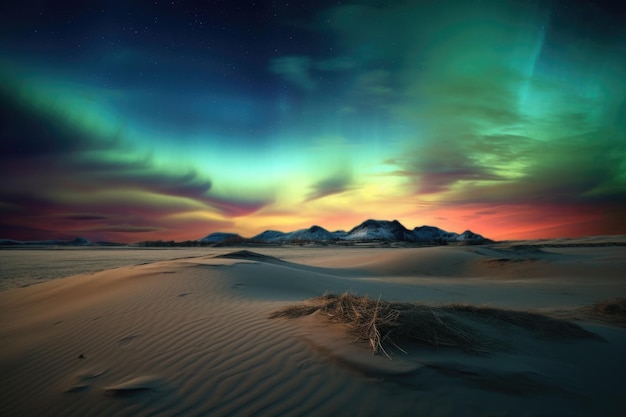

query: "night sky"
(1, 0), (624, 242)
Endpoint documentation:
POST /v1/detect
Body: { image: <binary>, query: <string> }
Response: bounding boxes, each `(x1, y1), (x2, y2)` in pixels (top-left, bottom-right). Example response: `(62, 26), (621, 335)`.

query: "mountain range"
(199, 219), (491, 245)
(0, 220), (490, 247)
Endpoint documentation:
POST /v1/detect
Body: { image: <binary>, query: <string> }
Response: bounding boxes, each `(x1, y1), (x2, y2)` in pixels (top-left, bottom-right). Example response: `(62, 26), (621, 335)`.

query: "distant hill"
(250, 225), (339, 243)
(0, 237), (124, 247)
(198, 232), (245, 244)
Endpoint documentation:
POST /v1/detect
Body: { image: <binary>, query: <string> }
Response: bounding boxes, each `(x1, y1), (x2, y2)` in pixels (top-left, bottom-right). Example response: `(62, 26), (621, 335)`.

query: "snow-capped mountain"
(456, 230), (487, 243)
(252, 226), (335, 243)
(284, 225), (335, 242)
(413, 226), (488, 243)
(344, 219), (415, 241)
(251, 230), (288, 242)
(330, 230), (348, 240)
(412, 225), (479, 242)
(200, 219), (491, 245)
(412, 225), (452, 241)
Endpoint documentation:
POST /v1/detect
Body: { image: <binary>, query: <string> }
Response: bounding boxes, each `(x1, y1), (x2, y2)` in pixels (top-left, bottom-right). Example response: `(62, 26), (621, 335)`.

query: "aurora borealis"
(1, 0), (624, 242)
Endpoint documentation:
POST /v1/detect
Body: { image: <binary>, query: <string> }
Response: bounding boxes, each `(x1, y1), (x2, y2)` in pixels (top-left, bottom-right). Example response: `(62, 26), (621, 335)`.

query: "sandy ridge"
(1, 245), (625, 416)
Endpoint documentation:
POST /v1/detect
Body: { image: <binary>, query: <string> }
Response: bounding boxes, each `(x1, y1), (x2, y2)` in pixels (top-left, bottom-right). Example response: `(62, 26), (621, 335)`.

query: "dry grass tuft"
(271, 292), (600, 357)
(272, 293), (490, 356)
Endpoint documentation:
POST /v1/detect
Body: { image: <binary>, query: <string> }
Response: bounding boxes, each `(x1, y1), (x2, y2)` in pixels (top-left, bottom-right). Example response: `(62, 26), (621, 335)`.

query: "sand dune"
(1, 244), (625, 416)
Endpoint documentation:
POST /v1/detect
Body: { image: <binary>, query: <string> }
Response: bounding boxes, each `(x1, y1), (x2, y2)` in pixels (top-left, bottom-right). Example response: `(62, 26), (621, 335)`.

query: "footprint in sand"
(65, 369), (107, 393)
(118, 334), (139, 347)
(104, 376), (166, 397)
(297, 359), (314, 370)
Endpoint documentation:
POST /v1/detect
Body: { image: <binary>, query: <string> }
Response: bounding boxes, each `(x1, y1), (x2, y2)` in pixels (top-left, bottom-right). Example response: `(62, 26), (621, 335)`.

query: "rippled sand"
(1, 243), (625, 416)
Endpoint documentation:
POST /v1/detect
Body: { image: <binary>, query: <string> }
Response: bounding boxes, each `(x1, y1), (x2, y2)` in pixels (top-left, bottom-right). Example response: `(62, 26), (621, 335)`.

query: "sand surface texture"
(1, 244), (625, 417)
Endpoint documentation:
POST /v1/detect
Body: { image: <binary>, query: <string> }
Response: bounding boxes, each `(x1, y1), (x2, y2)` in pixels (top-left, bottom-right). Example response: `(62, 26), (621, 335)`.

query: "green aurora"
(0, 0), (624, 242)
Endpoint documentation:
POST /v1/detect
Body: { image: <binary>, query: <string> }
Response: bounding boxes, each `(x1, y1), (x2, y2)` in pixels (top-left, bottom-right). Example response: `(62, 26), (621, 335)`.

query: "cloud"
(305, 0), (624, 239)
(391, 136), (506, 195)
(79, 225), (165, 233)
(205, 195), (273, 217)
(0, 90), (119, 157)
(69, 157), (215, 204)
(0, 92), (274, 241)
(269, 56), (316, 91)
(315, 56), (356, 72)
(57, 214), (110, 221)
(305, 174), (354, 202)
(350, 70), (395, 111)
(440, 130), (626, 205)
